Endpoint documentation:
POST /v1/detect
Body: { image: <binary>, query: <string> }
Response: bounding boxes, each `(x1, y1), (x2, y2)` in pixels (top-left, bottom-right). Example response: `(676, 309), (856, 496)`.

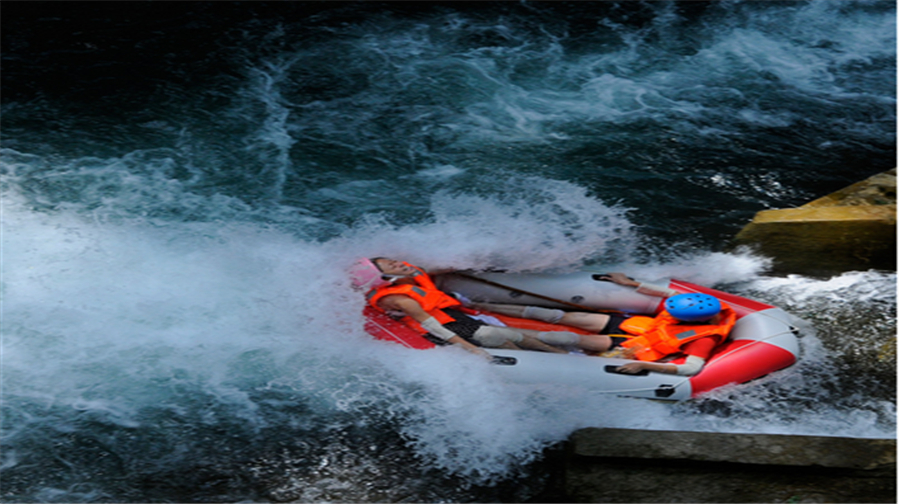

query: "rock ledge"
(733, 169), (896, 274)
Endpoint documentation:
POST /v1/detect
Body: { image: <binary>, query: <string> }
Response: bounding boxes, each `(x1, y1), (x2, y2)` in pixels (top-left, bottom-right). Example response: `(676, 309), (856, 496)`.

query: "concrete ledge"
(571, 428), (896, 470)
(564, 428), (897, 503)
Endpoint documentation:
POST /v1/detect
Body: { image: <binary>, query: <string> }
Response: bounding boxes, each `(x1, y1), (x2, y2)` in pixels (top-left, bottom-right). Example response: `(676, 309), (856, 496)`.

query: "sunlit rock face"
(734, 169), (897, 275)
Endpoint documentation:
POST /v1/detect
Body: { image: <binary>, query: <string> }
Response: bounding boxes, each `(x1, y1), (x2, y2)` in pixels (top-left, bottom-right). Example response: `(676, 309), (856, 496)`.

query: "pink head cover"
(348, 258), (392, 291)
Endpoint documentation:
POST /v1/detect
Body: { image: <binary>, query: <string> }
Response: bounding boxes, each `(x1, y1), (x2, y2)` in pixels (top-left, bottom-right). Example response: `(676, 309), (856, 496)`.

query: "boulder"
(733, 169), (896, 274)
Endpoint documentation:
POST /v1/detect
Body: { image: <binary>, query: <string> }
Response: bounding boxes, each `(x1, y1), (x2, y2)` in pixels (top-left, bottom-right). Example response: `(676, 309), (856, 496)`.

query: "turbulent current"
(1, 2), (895, 502)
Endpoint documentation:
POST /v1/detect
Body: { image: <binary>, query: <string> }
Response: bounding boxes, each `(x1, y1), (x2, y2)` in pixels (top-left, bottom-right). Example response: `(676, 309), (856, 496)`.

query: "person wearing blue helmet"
(614, 291), (737, 376)
(466, 274), (737, 376)
(665, 293), (723, 322)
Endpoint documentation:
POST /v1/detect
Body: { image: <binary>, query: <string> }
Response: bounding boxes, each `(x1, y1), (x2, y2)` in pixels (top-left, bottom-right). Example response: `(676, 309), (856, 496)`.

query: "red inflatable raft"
(365, 271), (800, 400)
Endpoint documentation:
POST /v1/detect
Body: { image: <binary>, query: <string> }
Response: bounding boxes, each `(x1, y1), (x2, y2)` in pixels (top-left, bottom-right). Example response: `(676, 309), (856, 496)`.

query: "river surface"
(1, 2), (895, 502)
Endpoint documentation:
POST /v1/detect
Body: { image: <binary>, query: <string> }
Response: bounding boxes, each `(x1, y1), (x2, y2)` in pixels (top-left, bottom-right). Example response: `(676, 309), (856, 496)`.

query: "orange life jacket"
(618, 303), (737, 362)
(366, 262), (462, 334)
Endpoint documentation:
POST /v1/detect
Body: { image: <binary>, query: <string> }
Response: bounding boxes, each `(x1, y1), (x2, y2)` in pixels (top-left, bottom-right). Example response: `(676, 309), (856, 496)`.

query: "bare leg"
(473, 326), (567, 354)
(496, 340), (523, 350)
(571, 334), (613, 352)
(517, 335), (568, 354)
(472, 302), (612, 333)
(468, 302), (527, 318)
(558, 312), (611, 333)
(515, 327), (613, 353)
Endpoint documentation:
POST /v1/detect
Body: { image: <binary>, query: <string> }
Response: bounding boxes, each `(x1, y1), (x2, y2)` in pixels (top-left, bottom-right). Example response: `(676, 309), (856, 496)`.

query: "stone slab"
(564, 429), (897, 503)
(570, 428), (896, 470)
(564, 457), (897, 503)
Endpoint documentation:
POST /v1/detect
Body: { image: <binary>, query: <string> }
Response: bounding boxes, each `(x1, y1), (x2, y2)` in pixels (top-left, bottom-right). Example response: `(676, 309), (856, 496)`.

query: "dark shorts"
(426, 308), (488, 346)
(608, 336), (628, 350)
(601, 314), (627, 334)
(601, 314), (629, 350)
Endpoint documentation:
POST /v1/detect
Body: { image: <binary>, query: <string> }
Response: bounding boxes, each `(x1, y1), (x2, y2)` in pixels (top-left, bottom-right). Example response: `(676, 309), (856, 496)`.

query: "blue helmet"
(665, 293), (721, 322)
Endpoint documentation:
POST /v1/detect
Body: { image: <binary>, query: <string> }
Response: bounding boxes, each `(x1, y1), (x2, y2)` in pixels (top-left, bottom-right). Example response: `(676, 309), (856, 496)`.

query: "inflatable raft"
(364, 271), (800, 400)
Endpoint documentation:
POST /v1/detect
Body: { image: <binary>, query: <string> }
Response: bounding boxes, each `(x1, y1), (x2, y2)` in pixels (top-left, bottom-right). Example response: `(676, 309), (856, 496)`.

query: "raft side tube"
(687, 309), (799, 397)
(364, 306), (436, 349)
(728, 308), (799, 350)
(689, 339), (798, 396)
(485, 349), (694, 401)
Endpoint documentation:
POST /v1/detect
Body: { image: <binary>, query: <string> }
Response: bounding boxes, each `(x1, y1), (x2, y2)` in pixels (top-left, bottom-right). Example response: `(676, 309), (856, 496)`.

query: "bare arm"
(616, 355), (706, 376)
(616, 361), (678, 374)
(377, 295), (490, 357)
(603, 272), (641, 288)
(603, 272), (678, 298)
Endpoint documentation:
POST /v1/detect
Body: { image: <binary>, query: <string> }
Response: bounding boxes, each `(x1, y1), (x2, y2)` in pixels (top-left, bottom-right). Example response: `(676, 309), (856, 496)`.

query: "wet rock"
(733, 169), (896, 275)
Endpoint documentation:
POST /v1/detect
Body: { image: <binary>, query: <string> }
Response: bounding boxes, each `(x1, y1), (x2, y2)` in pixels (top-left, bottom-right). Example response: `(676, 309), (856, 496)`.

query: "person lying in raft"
(467, 273), (737, 376)
(349, 257), (617, 359)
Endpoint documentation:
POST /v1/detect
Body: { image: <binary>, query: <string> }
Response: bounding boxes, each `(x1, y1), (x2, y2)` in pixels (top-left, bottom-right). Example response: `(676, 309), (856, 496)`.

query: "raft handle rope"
(583, 378), (691, 396)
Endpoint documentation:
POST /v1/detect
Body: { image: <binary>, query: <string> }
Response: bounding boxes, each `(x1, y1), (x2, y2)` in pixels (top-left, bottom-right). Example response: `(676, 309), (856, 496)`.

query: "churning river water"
(1, 2), (895, 502)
